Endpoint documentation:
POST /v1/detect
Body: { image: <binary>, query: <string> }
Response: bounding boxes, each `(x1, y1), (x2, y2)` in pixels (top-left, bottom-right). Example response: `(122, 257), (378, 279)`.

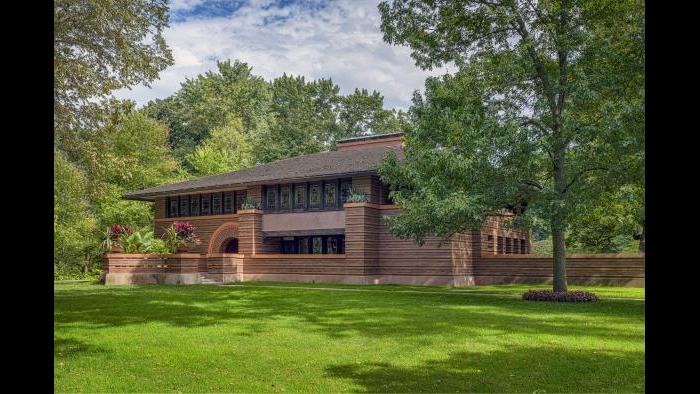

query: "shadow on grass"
(54, 284), (644, 344)
(324, 347), (645, 393)
(54, 337), (110, 358)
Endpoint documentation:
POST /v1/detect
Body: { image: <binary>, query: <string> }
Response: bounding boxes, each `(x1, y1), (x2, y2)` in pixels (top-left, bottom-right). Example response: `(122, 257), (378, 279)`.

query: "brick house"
(107, 132), (536, 286)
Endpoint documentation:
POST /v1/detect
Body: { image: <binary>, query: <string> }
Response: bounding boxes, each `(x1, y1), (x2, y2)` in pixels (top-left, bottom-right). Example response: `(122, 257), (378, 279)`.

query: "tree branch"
(563, 166), (607, 193)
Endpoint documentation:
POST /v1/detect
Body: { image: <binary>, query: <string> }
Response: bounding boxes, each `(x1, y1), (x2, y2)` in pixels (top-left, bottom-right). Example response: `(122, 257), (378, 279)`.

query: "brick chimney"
(336, 132), (405, 151)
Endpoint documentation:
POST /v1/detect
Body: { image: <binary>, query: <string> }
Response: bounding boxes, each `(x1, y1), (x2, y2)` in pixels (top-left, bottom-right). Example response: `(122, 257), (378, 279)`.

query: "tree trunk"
(552, 140), (568, 292)
(638, 220), (645, 252)
(551, 223), (567, 292)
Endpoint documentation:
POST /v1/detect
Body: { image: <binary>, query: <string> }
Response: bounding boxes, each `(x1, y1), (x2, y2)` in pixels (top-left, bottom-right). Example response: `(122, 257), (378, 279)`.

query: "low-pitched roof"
(123, 145), (403, 201)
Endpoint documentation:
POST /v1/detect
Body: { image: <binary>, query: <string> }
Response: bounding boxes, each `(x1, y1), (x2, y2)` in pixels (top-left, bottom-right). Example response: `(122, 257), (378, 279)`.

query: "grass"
(55, 282), (644, 393)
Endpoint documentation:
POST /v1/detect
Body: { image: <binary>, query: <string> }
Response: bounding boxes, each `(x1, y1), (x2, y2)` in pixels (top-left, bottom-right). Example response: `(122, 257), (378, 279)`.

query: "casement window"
(328, 235), (344, 254)
(520, 240), (528, 254)
(294, 183), (306, 210)
(212, 193), (222, 215)
(179, 196), (190, 217)
(324, 182), (337, 208)
(513, 239), (520, 254)
(201, 193), (211, 215)
(311, 237), (323, 254)
(281, 235), (344, 254)
(190, 195), (200, 216)
(505, 238), (512, 254)
(298, 237), (310, 254)
(340, 180), (352, 204)
(309, 183), (321, 209)
(280, 185), (291, 210)
(223, 192), (235, 214)
(487, 235), (495, 253)
(168, 197), (178, 217)
(235, 190), (247, 211)
(380, 182), (393, 205)
(265, 186), (278, 211)
(497, 236), (504, 254)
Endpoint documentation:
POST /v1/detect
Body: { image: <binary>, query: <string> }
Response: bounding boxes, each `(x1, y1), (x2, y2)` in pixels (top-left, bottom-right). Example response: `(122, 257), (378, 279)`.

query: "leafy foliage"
(378, 0), (645, 291)
(186, 117), (254, 176)
(54, 0), (173, 134)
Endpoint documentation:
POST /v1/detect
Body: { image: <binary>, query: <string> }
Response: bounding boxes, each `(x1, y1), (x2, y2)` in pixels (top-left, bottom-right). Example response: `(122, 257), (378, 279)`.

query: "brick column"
(344, 202), (380, 282)
(238, 209), (264, 256)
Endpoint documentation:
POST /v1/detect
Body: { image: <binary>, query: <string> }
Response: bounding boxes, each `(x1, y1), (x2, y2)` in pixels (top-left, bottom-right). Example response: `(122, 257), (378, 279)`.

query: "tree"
(338, 89), (408, 140)
(54, 0), (173, 134)
(254, 74), (342, 162)
(186, 117), (255, 176)
(568, 185), (644, 253)
(378, 0), (644, 291)
(144, 60), (274, 164)
(54, 150), (99, 276)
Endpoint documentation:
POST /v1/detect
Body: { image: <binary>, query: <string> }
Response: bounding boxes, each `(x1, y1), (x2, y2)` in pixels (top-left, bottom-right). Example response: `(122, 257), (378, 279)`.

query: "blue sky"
(113, 0), (448, 110)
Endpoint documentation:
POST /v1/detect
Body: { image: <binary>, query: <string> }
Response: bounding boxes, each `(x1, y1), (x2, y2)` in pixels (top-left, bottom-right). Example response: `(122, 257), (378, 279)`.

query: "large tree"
(54, 0), (173, 134)
(144, 60), (274, 164)
(378, 0), (644, 291)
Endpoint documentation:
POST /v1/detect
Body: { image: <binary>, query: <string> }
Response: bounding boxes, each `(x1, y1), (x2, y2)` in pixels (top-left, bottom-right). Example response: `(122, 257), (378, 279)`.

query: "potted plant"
(240, 197), (260, 210)
(345, 188), (369, 203)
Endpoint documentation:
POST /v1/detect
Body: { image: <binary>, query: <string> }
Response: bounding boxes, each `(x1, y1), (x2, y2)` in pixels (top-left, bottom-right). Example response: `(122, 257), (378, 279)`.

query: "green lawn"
(55, 282), (644, 393)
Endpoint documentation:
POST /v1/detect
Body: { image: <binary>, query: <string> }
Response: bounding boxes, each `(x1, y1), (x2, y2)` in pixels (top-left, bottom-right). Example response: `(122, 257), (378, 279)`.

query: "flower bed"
(522, 289), (599, 302)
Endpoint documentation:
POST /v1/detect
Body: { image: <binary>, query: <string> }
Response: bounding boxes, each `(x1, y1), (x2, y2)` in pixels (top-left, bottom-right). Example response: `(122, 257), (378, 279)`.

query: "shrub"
(345, 188), (368, 203)
(163, 221), (198, 253)
(522, 290), (599, 302)
(240, 197), (260, 210)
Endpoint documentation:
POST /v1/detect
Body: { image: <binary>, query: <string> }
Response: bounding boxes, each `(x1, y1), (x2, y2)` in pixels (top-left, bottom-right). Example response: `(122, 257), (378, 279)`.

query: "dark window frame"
(190, 194), (200, 216)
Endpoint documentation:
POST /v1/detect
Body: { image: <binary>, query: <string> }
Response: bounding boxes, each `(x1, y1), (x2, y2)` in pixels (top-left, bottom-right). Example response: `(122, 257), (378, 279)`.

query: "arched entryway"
(221, 238), (239, 253)
(207, 222), (241, 254)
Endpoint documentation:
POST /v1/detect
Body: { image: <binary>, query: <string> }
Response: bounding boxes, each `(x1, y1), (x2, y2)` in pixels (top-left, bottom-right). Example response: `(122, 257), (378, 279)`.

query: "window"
(309, 183), (321, 209)
(380, 182), (393, 205)
(487, 235), (494, 253)
(312, 237), (323, 254)
(505, 238), (512, 254)
(179, 196), (189, 217)
(266, 186), (278, 210)
(324, 182), (336, 208)
(212, 193), (222, 215)
(298, 237), (310, 254)
(497, 236), (504, 254)
(328, 236), (344, 254)
(520, 240), (528, 254)
(294, 184), (306, 210)
(282, 237), (297, 254)
(223, 192), (235, 214)
(513, 239), (520, 254)
(235, 190), (247, 211)
(201, 194), (211, 215)
(168, 197), (178, 217)
(190, 195), (200, 216)
(280, 185), (291, 210)
(340, 180), (352, 204)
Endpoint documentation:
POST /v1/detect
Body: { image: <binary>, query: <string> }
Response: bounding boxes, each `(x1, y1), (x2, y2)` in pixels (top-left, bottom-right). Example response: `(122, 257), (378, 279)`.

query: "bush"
(345, 188), (368, 203)
(522, 290), (599, 302)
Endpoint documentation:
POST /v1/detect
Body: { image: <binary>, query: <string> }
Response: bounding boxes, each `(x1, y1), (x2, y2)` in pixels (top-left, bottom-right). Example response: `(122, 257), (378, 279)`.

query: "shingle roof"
(123, 145), (404, 201)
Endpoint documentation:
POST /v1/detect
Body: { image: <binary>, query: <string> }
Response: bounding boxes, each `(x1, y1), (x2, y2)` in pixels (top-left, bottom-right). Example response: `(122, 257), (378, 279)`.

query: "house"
(110, 132), (536, 286)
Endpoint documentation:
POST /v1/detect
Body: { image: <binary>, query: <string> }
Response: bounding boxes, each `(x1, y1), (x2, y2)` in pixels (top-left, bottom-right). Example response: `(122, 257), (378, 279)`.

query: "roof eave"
(121, 169), (380, 201)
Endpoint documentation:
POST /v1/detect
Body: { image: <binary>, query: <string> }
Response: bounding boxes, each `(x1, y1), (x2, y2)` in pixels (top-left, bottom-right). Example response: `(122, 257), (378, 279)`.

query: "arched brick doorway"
(222, 238), (239, 253)
(208, 222), (240, 254)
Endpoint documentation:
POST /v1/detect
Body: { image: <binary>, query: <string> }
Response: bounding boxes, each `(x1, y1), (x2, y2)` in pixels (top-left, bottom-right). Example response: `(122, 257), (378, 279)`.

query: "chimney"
(336, 132), (405, 151)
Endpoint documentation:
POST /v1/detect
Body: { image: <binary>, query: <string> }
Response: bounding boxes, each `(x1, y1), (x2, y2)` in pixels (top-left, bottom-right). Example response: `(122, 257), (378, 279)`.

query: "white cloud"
(113, 0), (449, 110)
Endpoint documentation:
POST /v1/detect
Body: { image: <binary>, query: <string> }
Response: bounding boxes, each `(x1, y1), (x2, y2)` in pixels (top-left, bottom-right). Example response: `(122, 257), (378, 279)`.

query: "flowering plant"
(172, 221), (196, 242)
(522, 290), (599, 302)
(108, 224), (133, 240)
(163, 221), (198, 253)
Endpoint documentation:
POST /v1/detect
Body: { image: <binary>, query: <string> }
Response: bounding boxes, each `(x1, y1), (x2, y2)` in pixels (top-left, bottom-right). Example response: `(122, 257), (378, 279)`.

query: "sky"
(112, 0), (450, 110)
